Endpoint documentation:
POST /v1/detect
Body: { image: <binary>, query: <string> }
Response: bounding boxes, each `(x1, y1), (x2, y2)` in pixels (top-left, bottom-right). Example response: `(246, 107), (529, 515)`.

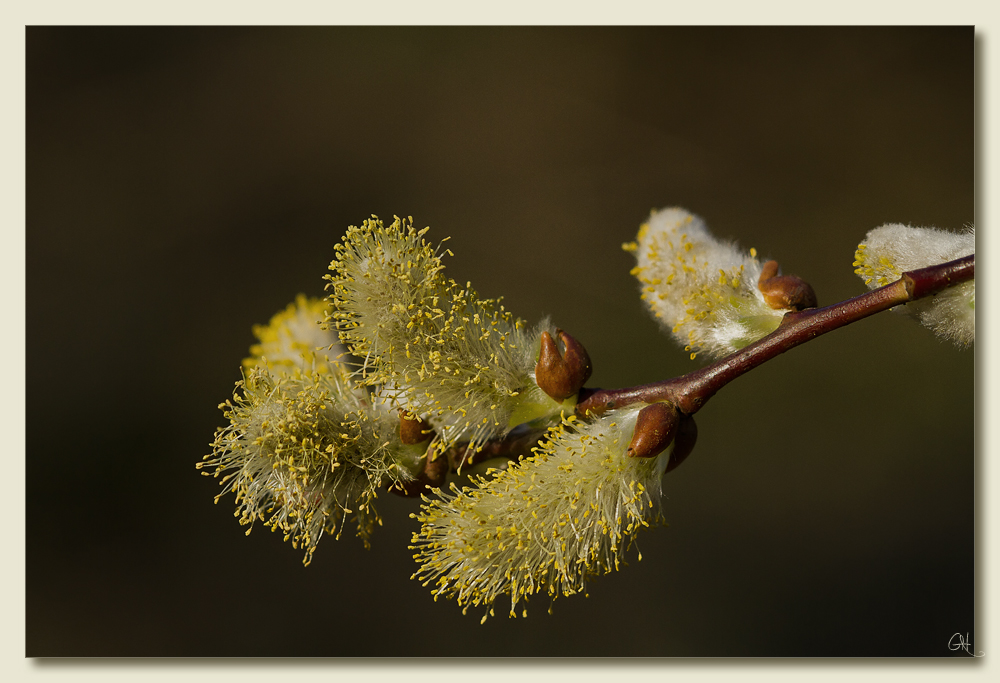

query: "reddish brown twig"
(576, 254), (974, 418)
(445, 424), (550, 473)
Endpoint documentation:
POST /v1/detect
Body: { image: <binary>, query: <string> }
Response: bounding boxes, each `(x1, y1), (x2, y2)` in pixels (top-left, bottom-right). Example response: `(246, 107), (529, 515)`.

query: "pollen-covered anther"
(626, 402), (679, 459)
(535, 330), (593, 401)
(757, 260), (817, 311)
(399, 410), (434, 445)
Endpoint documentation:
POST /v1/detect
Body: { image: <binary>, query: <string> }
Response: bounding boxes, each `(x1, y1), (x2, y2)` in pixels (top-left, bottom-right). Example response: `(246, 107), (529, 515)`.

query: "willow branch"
(576, 254), (974, 418)
(419, 254), (973, 483)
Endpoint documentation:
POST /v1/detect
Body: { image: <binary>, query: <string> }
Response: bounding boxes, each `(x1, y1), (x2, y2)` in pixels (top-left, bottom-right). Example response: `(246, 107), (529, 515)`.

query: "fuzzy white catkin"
(854, 224), (975, 347)
(625, 208), (787, 359)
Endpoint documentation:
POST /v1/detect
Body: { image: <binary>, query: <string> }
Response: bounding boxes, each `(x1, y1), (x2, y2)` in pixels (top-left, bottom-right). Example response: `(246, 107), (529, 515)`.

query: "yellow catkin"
(200, 364), (412, 565)
(625, 208), (786, 359)
(409, 407), (671, 621)
(243, 294), (346, 376)
(324, 215), (566, 453)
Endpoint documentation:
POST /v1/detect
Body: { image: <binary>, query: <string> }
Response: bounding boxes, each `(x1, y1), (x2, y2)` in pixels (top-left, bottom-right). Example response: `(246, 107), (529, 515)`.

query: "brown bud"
(665, 414), (697, 473)
(626, 402), (679, 459)
(757, 260), (817, 311)
(535, 330), (593, 401)
(399, 410), (433, 445)
(421, 451), (449, 488)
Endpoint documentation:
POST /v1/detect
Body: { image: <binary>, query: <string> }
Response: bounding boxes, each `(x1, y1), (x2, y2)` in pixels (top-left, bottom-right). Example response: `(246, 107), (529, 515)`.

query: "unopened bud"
(626, 402), (679, 459)
(665, 414), (697, 473)
(399, 410), (433, 445)
(535, 330), (593, 401)
(758, 260), (817, 311)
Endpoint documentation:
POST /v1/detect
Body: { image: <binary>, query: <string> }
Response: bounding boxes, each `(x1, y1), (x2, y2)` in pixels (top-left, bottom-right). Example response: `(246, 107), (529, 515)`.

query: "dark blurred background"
(26, 26), (975, 657)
